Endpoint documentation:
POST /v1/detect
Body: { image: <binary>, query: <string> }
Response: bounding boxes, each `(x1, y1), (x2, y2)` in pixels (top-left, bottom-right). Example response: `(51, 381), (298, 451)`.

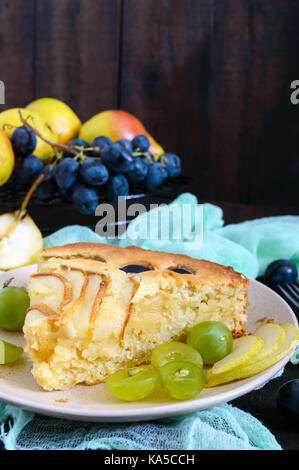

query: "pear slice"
(251, 323), (286, 362)
(90, 274), (107, 324)
(206, 335), (264, 381)
(63, 268), (88, 304)
(0, 211), (43, 271)
(27, 304), (61, 320)
(30, 273), (73, 310)
(71, 274), (102, 333)
(0, 339), (23, 364)
(64, 269), (89, 318)
(206, 323), (299, 387)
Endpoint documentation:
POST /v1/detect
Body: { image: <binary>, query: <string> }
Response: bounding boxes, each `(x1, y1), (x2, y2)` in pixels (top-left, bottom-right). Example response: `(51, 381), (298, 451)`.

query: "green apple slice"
(0, 340), (23, 364)
(205, 323), (299, 387)
(206, 335), (264, 380)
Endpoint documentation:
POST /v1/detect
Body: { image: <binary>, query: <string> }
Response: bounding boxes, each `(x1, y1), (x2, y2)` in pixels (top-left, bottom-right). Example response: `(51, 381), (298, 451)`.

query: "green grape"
(0, 287), (30, 331)
(159, 360), (205, 400)
(187, 321), (233, 365)
(106, 365), (159, 401)
(151, 341), (203, 369)
(0, 340), (23, 364)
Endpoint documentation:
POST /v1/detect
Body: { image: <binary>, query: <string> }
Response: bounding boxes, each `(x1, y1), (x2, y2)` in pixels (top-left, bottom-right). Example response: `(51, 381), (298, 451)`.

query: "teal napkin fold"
(1, 193), (298, 450)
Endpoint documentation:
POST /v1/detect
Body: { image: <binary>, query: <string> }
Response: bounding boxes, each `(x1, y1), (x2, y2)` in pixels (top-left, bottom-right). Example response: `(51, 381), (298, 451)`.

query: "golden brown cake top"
(40, 242), (248, 286)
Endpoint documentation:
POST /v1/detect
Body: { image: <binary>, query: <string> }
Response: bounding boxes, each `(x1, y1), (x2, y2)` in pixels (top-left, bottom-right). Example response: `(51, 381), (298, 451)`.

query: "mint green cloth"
(0, 403), (281, 450)
(43, 193), (299, 279)
(1, 193), (298, 450)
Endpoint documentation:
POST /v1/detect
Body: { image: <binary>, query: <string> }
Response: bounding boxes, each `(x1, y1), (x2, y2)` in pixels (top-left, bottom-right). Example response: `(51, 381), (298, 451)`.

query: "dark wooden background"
(0, 0), (298, 208)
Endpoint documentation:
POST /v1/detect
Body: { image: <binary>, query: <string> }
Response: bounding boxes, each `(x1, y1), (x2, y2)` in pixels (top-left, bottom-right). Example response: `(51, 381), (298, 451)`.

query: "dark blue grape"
(126, 157), (149, 183)
(101, 142), (134, 173)
(72, 182), (99, 215)
(80, 159), (109, 186)
(53, 158), (79, 190)
(117, 139), (133, 153)
(18, 155), (44, 187)
(132, 135), (150, 153)
(42, 165), (54, 181)
(93, 136), (113, 148)
(59, 184), (75, 202)
(169, 268), (193, 274)
(144, 162), (168, 191)
(277, 380), (299, 420)
(87, 136), (113, 157)
(35, 165), (56, 201)
(35, 179), (54, 200)
(105, 174), (129, 202)
(64, 139), (88, 158)
(120, 265), (152, 274)
(35, 182), (54, 201)
(11, 126), (37, 158)
(162, 153), (182, 179)
(264, 260), (298, 286)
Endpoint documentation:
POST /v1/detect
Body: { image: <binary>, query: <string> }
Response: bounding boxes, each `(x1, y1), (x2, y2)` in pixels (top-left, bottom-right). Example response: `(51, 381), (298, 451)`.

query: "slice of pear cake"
(23, 243), (248, 391)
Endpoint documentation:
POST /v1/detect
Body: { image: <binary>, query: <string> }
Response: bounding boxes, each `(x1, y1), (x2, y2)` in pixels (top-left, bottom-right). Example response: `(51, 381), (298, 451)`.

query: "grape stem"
(18, 110), (77, 155)
(18, 111), (102, 162)
(13, 111), (101, 219)
(0, 173), (45, 239)
(2, 278), (14, 288)
(16, 173), (46, 220)
(13, 112), (98, 220)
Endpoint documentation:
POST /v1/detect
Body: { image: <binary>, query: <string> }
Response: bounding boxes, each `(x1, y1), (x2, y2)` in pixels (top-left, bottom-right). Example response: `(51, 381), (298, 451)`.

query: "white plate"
(0, 265), (297, 422)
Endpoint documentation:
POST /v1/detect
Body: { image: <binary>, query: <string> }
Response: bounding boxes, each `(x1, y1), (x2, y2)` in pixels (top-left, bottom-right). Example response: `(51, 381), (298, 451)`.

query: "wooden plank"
(209, 0), (299, 205)
(208, 0), (252, 202)
(35, 0), (121, 122)
(121, 0), (299, 206)
(0, 0), (297, 207)
(120, 0), (212, 196)
(244, 0), (299, 206)
(0, 0), (35, 109)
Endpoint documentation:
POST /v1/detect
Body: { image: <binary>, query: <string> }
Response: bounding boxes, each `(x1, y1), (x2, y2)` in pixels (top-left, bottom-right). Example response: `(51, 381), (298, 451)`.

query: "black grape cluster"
(12, 126), (182, 215)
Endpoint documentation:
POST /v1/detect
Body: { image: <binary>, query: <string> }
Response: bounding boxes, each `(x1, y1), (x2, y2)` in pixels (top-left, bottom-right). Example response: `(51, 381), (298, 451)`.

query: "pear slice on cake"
(29, 273), (73, 310)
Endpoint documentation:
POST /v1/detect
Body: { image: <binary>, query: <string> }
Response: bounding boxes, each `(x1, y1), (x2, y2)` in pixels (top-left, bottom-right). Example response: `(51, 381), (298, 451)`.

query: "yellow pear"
(26, 98), (81, 145)
(79, 110), (164, 158)
(0, 211), (43, 270)
(0, 129), (15, 187)
(0, 108), (58, 161)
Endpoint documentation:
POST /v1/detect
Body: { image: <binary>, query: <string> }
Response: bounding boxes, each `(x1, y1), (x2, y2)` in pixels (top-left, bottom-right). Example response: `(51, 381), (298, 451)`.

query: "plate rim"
(0, 272), (298, 422)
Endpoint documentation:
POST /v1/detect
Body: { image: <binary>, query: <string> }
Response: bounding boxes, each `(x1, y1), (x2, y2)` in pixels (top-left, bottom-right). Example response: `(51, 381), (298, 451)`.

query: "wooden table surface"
(0, 198), (298, 450)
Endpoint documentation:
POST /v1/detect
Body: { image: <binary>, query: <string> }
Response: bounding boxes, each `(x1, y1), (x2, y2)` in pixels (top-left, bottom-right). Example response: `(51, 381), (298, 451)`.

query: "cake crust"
(41, 242), (248, 287)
